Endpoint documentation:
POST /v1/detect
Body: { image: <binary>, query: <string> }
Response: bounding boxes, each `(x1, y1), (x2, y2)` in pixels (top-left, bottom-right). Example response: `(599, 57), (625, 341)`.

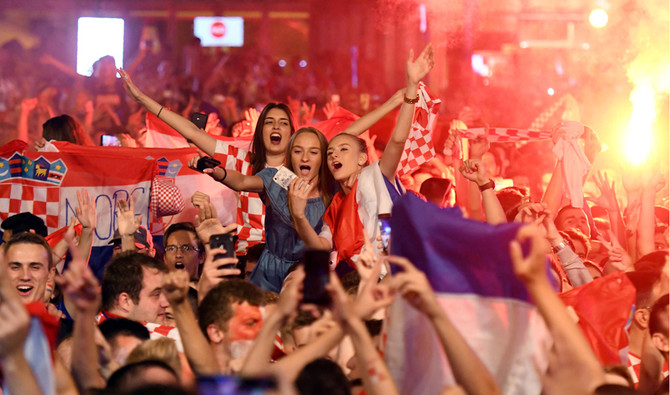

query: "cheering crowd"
(0, 36), (668, 395)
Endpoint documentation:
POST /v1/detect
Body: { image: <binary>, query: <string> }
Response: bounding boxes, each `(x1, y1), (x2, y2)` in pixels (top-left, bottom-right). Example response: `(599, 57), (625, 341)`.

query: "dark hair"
(246, 243), (265, 263)
(250, 103), (295, 175)
(101, 252), (168, 312)
(554, 205), (586, 227)
(295, 358), (350, 395)
(625, 271), (660, 309)
(4, 232), (53, 269)
(291, 310), (319, 331)
(648, 294), (669, 336)
(163, 222), (203, 255)
(340, 270), (361, 295)
(365, 319), (383, 337)
(197, 279), (264, 340)
(634, 251), (669, 273)
(99, 317), (151, 344)
(42, 114), (90, 145)
(105, 360), (178, 394)
(285, 127), (334, 206)
(496, 186), (530, 222)
(419, 177), (452, 206)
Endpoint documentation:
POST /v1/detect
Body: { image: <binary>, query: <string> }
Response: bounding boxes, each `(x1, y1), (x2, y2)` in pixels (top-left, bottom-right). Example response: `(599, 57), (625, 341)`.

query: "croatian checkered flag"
(397, 82), (441, 178)
(455, 127), (552, 142)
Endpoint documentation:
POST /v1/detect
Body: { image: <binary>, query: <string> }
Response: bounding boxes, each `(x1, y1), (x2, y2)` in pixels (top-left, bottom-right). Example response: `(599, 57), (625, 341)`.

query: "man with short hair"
(101, 251), (169, 325)
(4, 232), (54, 304)
(198, 279), (265, 366)
(163, 222), (204, 281)
(555, 205), (591, 239)
(649, 295), (669, 361)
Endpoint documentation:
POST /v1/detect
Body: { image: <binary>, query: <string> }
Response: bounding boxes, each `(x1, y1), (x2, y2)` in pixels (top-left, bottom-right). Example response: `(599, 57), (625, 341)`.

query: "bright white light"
(581, 42), (591, 50)
(194, 17), (244, 47)
(471, 54), (490, 77)
(299, 60), (307, 68)
(625, 82), (656, 165)
(278, 59), (287, 67)
(77, 17), (124, 76)
(419, 4), (427, 33)
(589, 9), (608, 28)
(547, 88), (555, 96)
(519, 41), (529, 49)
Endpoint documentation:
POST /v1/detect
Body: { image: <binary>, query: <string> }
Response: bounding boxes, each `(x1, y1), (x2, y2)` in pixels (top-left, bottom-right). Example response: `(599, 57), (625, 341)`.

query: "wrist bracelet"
(478, 179), (495, 192)
(403, 94), (420, 104)
(157, 106), (164, 118)
(552, 239), (568, 253)
(217, 166), (227, 182)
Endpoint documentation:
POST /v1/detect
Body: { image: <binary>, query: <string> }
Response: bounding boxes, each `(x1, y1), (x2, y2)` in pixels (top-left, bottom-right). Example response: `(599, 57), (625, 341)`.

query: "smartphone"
(197, 375), (277, 395)
(101, 134), (121, 147)
(378, 213), (391, 253)
(196, 156), (221, 172)
(191, 112), (208, 130)
(210, 233), (237, 277)
(303, 249), (331, 306)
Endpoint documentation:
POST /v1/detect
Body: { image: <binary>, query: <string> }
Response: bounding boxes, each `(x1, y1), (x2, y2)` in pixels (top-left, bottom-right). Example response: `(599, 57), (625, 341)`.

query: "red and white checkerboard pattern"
(0, 182), (60, 233)
(397, 82), (442, 178)
(455, 127), (552, 142)
(214, 142), (266, 255)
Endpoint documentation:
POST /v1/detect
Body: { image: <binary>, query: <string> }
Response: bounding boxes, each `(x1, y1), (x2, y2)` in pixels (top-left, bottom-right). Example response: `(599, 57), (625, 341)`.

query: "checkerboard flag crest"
(397, 82), (441, 178)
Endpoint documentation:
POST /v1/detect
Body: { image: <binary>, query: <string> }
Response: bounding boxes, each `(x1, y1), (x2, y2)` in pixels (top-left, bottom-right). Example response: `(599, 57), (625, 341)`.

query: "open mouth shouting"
(270, 133), (282, 145)
(331, 161), (343, 171)
(16, 284), (34, 298)
(299, 165), (311, 177)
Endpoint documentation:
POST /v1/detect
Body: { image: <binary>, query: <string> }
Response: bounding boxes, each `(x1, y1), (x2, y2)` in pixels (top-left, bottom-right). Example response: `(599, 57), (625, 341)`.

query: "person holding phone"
(190, 127), (334, 293)
(322, 44), (434, 268)
(119, 68), (295, 275)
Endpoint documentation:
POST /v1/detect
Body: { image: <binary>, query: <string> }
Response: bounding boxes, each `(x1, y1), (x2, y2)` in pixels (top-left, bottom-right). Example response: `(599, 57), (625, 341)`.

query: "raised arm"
(56, 237), (105, 393)
(118, 68), (218, 155)
(388, 255), (500, 395)
(162, 270), (221, 376)
(509, 225), (604, 394)
(343, 89), (405, 137)
(379, 43), (434, 181)
(115, 196), (142, 253)
(187, 155), (264, 193)
(459, 158), (506, 224)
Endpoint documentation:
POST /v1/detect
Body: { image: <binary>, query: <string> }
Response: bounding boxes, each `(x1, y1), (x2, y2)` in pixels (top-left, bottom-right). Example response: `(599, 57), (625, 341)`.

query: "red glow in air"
(211, 21), (226, 38)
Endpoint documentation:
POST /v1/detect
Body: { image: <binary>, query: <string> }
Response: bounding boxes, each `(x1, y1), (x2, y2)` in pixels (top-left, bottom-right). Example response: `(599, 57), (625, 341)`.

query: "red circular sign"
(211, 21), (226, 38)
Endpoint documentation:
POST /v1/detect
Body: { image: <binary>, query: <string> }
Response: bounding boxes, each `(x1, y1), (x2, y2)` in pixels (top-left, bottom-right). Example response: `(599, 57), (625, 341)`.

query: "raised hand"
(75, 188), (97, 230)
(509, 225), (548, 285)
(406, 43), (434, 85)
(162, 270), (191, 306)
(300, 102), (316, 125)
(116, 196), (141, 237)
(117, 68), (145, 103)
(459, 159), (489, 185)
(244, 107), (260, 132)
(354, 258), (395, 320)
(56, 236), (100, 314)
(276, 265), (305, 323)
(322, 100), (339, 120)
(587, 171), (619, 211)
(288, 178), (315, 221)
(21, 98), (38, 113)
(468, 135), (489, 160)
(191, 191), (211, 210)
(197, 245), (240, 301)
(194, 201), (232, 244)
(387, 255), (441, 319)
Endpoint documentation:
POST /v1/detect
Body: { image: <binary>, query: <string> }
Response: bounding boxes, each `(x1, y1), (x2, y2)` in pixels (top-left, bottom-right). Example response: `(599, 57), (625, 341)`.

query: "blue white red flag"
(385, 194), (550, 394)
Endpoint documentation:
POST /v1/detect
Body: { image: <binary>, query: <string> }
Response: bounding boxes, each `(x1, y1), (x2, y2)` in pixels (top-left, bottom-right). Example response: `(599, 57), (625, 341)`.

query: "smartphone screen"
(191, 112), (208, 130)
(196, 156), (222, 172)
(101, 134), (121, 146)
(210, 233), (237, 277)
(303, 249), (331, 306)
(378, 213), (391, 253)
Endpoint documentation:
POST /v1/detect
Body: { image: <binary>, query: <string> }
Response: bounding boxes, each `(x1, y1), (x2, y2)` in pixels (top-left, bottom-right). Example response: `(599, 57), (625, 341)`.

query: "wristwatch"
(552, 239), (568, 253)
(478, 179), (495, 192)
